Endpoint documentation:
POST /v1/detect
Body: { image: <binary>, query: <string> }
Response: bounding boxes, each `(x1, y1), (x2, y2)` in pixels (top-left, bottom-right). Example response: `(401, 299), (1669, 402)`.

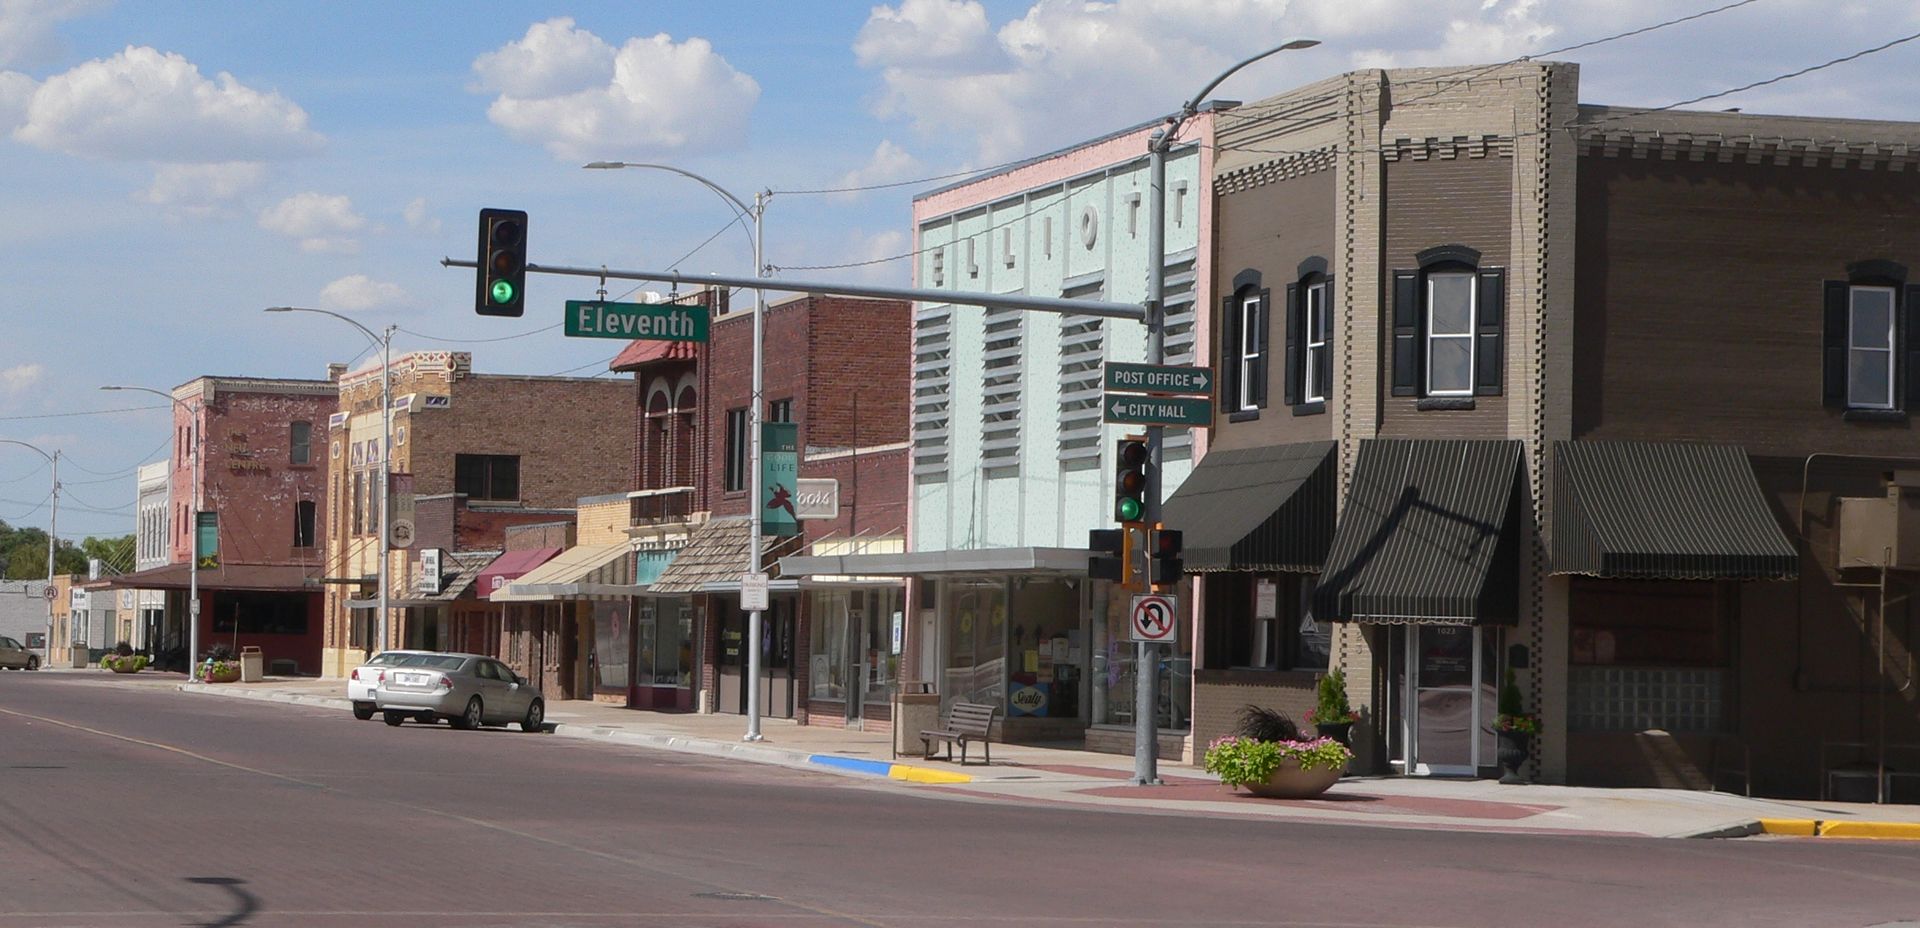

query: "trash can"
(891, 681), (941, 759)
(239, 646), (264, 683)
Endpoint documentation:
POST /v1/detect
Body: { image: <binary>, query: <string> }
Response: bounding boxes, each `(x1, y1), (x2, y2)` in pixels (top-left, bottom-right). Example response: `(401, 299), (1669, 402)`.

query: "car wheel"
(352, 703), (375, 721)
(452, 696), (483, 730)
(520, 700), (544, 733)
(26, 657), (37, 671)
(382, 711), (405, 727)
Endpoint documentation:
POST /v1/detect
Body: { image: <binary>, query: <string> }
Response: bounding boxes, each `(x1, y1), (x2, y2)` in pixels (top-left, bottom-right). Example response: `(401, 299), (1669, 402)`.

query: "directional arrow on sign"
(1104, 362), (1214, 397)
(1102, 393), (1212, 428)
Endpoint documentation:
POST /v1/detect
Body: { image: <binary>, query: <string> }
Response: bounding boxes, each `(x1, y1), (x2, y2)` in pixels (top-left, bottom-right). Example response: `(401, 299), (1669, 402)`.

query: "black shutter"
(1219, 294), (1238, 412)
(1283, 283), (1301, 407)
(1391, 270), (1419, 396)
(1253, 289), (1271, 407)
(1475, 268), (1505, 396)
(1823, 281), (1848, 409)
(1906, 284), (1920, 410)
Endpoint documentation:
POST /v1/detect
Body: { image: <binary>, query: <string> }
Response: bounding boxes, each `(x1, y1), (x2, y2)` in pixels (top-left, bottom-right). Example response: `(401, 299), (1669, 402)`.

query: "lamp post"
(0, 439), (57, 668)
(266, 307), (397, 655)
(100, 386), (200, 674)
(585, 160), (770, 742)
(1140, 39), (1319, 785)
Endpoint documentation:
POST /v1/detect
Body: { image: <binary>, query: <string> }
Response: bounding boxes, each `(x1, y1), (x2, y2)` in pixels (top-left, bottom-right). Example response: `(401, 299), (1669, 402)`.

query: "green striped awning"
(1312, 440), (1522, 626)
(1551, 440), (1796, 580)
(1159, 441), (1336, 573)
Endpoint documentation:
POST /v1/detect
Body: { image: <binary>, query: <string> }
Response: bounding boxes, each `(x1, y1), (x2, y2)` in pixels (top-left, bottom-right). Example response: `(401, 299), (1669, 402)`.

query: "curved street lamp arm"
(264, 306), (383, 351)
(1166, 39), (1321, 143)
(0, 438), (53, 464)
(581, 161), (762, 261)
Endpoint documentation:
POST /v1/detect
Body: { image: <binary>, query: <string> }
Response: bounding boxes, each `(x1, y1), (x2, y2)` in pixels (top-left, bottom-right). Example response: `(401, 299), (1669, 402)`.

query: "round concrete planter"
(107, 661), (144, 674)
(203, 664), (241, 684)
(1242, 759), (1344, 799)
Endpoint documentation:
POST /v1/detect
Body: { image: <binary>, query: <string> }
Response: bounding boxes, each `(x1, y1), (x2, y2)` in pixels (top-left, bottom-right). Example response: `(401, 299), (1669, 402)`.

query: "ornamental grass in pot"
(1203, 705), (1352, 799)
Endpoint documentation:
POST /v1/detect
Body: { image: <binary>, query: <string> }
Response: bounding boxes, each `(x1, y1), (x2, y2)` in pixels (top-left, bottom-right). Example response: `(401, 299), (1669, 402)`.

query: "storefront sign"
(1255, 579), (1278, 619)
(1009, 684), (1048, 717)
(418, 548), (443, 595)
(793, 478), (839, 521)
(760, 422), (799, 537)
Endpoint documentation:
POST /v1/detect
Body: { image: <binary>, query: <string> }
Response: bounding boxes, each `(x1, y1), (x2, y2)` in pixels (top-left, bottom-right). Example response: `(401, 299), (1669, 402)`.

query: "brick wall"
(504, 521), (574, 552)
(171, 380), (334, 567)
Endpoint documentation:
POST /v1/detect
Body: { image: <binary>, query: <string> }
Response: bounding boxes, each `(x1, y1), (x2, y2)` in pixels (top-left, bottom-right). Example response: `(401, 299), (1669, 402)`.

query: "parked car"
(0, 636), (38, 671)
(345, 649), (431, 720)
(373, 652), (545, 732)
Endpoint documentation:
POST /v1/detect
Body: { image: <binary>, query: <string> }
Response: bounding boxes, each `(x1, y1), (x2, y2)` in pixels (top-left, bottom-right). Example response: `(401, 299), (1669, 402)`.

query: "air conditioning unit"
(1838, 471), (1920, 571)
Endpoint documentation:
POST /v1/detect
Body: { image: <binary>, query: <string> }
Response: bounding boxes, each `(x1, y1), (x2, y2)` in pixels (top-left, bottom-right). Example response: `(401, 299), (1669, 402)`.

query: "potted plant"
(100, 642), (148, 674)
(1494, 669), (1539, 784)
(200, 644), (241, 684)
(1203, 705), (1352, 799)
(1308, 666), (1359, 747)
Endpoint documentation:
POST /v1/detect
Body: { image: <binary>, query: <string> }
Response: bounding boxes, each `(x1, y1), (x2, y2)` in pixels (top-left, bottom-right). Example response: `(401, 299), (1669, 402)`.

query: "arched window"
(1391, 245), (1505, 401)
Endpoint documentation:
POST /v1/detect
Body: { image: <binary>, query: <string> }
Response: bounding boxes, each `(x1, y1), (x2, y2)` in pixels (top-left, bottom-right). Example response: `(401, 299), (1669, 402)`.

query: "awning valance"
(495, 542), (637, 601)
(95, 562), (321, 593)
(1160, 441), (1336, 573)
(1312, 439), (1522, 626)
(1551, 440), (1796, 580)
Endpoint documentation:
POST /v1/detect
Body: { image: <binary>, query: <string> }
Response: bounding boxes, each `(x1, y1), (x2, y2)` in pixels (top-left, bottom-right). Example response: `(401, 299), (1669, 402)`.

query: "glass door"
(1393, 625), (1499, 776)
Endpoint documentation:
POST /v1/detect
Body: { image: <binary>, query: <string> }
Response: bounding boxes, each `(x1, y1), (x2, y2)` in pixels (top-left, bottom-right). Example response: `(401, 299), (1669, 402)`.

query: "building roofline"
(912, 100), (1237, 202)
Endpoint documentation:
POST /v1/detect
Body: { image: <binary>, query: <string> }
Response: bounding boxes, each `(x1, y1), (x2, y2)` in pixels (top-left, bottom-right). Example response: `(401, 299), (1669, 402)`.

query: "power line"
(0, 404), (166, 422)
(397, 323), (560, 344)
(771, 154), (1038, 196)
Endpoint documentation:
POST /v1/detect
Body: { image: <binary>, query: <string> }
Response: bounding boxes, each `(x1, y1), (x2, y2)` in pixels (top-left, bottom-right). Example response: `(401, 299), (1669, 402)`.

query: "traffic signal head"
(1149, 527), (1184, 588)
(1087, 528), (1124, 581)
(476, 208), (528, 316)
(1115, 436), (1148, 523)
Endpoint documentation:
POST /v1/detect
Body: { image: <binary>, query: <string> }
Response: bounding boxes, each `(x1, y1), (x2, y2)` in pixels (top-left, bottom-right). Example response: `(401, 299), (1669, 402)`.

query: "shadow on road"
(184, 876), (257, 927)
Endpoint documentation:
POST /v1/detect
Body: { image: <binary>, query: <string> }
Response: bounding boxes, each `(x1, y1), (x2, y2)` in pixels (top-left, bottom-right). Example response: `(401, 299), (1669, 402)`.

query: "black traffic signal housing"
(476, 208), (528, 316)
(1114, 435), (1148, 523)
(1149, 526), (1183, 589)
(1088, 528), (1123, 581)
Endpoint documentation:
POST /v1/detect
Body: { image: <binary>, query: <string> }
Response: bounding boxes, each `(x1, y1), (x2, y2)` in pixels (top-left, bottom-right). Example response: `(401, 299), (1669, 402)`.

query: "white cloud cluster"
(834, 140), (922, 195)
(319, 274), (408, 312)
(12, 45), (323, 163)
(258, 192), (365, 253)
(0, 0), (103, 71)
(0, 361), (44, 396)
(139, 162), (266, 216)
(403, 196), (440, 233)
(472, 18), (760, 161)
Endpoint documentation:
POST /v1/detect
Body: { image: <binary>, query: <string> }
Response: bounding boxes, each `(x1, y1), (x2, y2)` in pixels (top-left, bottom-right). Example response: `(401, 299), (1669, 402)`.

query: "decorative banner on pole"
(195, 511), (219, 569)
(388, 472), (416, 549)
(760, 421), (799, 537)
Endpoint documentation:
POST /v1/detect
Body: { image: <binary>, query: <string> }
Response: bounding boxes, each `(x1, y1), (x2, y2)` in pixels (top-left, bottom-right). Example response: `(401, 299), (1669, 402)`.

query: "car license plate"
(399, 672), (429, 686)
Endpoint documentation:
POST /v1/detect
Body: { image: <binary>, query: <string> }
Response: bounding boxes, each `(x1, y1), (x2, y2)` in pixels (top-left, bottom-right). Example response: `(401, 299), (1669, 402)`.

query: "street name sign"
(1102, 394), (1212, 428)
(564, 300), (710, 342)
(1130, 593), (1177, 642)
(1104, 362), (1214, 397)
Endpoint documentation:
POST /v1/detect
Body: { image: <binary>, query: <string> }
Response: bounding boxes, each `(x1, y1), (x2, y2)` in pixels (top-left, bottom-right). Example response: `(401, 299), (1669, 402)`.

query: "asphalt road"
(3, 673), (1919, 928)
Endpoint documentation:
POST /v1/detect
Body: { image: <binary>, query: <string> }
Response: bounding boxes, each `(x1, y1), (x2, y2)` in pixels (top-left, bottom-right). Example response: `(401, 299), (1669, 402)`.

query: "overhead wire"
(0, 405), (166, 422)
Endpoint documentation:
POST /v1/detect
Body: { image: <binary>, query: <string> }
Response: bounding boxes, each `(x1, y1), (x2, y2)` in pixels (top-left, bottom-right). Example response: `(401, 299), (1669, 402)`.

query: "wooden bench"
(921, 701), (999, 765)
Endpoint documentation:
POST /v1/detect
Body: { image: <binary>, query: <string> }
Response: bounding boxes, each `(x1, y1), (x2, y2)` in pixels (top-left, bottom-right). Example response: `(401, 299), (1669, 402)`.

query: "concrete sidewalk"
(61, 668), (1920, 840)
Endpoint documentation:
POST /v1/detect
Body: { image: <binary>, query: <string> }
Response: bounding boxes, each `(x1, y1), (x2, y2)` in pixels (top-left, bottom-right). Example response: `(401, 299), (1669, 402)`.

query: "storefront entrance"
(630, 596), (696, 710)
(1387, 624), (1500, 776)
(716, 595), (796, 718)
(809, 588), (902, 725)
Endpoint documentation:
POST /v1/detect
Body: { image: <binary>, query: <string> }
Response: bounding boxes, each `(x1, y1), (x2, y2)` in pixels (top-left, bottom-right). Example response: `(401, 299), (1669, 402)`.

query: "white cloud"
(474, 19), (760, 161)
(0, 0), (104, 71)
(13, 45), (323, 163)
(259, 192), (365, 253)
(854, 0), (994, 69)
(0, 361), (44, 395)
(834, 140), (922, 195)
(0, 69), (32, 132)
(318, 275), (408, 312)
(139, 162), (266, 216)
(402, 196), (440, 233)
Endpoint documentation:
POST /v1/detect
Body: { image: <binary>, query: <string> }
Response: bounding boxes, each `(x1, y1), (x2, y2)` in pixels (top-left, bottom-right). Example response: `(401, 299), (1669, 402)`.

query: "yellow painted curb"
(888, 765), (973, 784)
(1757, 818), (1920, 840)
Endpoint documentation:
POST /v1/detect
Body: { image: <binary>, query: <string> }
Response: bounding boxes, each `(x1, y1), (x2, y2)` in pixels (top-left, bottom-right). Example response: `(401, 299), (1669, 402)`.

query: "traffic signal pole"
(1137, 131), (1168, 787)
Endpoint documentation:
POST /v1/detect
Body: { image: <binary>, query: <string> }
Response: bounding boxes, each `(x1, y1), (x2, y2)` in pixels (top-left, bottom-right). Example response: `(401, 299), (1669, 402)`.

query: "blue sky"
(3, 0), (1917, 538)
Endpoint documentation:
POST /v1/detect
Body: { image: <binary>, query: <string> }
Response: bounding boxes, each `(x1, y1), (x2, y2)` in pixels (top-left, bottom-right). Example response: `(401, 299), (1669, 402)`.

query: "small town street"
(3, 673), (1919, 928)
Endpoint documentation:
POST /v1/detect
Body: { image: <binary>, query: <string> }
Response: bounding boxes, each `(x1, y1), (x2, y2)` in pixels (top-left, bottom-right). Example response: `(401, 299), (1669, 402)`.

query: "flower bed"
(100, 654), (149, 674)
(1203, 735), (1352, 798)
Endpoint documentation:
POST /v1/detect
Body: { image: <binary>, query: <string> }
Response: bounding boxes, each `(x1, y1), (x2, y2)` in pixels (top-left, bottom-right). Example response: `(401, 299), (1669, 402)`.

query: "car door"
(492, 660), (532, 718)
(468, 659), (505, 723)
(0, 637), (21, 667)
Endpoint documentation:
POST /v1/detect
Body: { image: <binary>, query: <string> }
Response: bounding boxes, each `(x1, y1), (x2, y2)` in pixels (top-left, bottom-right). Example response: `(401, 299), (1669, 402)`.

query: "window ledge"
(1228, 409), (1261, 423)
(1417, 397), (1476, 411)
(1291, 401), (1327, 418)
(1843, 408), (1908, 424)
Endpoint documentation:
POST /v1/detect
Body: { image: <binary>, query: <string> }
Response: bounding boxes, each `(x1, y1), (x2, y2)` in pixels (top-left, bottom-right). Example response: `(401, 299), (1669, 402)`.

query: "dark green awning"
(1551, 440), (1796, 580)
(1160, 441), (1336, 573)
(1312, 440), (1522, 625)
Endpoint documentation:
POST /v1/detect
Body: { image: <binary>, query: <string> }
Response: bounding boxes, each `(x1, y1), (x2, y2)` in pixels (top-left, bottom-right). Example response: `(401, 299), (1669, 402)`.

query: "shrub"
(113, 640), (134, 657)
(1308, 666), (1358, 727)
(205, 644), (236, 662)
(1495, 669), (1540, 735)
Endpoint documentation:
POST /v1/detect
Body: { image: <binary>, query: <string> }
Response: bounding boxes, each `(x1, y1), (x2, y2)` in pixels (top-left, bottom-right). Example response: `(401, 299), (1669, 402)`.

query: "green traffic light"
(490, 279), (516, 304)
(1117, 497), (1143, 521)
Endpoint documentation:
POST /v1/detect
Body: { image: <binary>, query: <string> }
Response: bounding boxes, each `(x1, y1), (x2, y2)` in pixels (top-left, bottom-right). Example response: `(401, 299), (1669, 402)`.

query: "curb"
(1758, 818), (1920, 840)
(176, 683), (972, 784)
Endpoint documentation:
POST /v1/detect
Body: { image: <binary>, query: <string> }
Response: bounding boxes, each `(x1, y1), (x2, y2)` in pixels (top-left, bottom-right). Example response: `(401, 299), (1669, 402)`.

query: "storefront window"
(812, 588), (905, 705)
(1095, 582), (1193, 730)
(1202, 574), (1328, 671)
(635, 598), (695, 689)
(1006, 579), (1082, 719)
(592, 600), (628, 695)
(942, 580), (1007, 711)
(810, 590), (850, 700)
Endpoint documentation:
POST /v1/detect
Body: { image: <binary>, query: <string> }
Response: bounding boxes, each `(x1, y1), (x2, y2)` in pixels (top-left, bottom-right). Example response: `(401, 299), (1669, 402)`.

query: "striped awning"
(1312, 440), (1522, 626)
(1551, 440), (1796, 580)
(493, 542), (638, 601)
(1159, 441), (1336, 572)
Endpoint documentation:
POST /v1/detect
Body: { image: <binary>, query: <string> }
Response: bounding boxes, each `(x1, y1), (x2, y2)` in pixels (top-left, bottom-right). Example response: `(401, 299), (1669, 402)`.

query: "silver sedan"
(373, 652), (545, 732)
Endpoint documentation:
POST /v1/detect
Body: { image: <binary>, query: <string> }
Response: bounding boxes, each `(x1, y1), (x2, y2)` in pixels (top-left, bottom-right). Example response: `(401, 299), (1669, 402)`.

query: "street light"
(265, 306), (398, 657)
(100, 386), (197, 673)
(586, 159), (771, 743)
(0, 439), (57, 669)
(1138, 38), (1319, 786)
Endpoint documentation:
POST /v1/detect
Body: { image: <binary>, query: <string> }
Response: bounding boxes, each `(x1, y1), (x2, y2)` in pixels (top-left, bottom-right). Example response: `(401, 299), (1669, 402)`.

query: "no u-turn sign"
(1130, 594), (1177, 643)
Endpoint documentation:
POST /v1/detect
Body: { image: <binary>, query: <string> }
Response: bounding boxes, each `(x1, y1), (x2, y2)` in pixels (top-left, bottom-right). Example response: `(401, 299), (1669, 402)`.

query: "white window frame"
(1238, 294), (1261, 410)
(1849, 285), (1897, 410)
(1425, 271), (1477, 397)
(1304, 281), (1328, 404)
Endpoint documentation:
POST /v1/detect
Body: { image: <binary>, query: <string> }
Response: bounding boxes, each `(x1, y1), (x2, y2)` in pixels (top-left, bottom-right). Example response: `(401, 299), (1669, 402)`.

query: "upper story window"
(294, 499), (317, 548)
(1282, 262), (1334, 413)
(723, 407), (749, 493)
(1220, 274), (1270, 415)
(1239, 295), (1263, 410)
(289, 421), (312, 465)
(1824, 263), (1917, 418)
(455, 453), (520, 502)
(767, 398), (793, 423)
(1303, 281), (1330, 404)
(1849, 286), (1896, 410)
(1392, 245), (1505, 401)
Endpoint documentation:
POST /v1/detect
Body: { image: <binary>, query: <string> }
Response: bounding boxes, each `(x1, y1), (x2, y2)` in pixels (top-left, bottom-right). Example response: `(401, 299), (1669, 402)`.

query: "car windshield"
(395, 654), (466, 670)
